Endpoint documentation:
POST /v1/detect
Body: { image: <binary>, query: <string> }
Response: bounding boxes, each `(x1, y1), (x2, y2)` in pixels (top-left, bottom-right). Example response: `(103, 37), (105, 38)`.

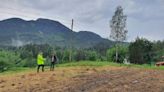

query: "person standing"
(37, 52), (45, 73)
(50, 54), (57, 71)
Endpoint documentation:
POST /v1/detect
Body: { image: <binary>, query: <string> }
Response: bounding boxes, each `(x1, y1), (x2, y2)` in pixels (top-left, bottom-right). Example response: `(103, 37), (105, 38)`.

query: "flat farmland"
(0, 65), (164, 92)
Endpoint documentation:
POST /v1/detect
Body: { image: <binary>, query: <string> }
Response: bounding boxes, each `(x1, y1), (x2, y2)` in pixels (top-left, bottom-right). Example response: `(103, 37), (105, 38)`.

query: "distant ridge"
(0, 18), (114, 48)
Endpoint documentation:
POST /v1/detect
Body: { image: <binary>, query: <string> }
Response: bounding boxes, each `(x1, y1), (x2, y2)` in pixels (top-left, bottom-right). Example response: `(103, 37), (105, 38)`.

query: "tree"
(0, 50), (21, 72)
(110, 6), (128, 62)
(74, 49), (87, 61)
(87, 51), (98, 61)
(151, 40), (164, 62)
(129, 38), (153, 64)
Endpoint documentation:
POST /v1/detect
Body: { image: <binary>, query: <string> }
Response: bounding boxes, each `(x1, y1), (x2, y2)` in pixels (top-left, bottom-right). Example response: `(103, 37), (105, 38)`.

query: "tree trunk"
(115, 43), (118, 62)
(69, 50), (72, 62)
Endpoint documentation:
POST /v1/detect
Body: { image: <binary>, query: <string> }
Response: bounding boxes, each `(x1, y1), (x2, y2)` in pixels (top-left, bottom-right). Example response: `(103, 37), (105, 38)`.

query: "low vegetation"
(0, 61), (163, 76)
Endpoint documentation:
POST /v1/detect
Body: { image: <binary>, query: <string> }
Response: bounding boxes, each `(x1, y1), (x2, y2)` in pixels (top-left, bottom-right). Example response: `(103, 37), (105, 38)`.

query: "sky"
(0, 0), (163, 41)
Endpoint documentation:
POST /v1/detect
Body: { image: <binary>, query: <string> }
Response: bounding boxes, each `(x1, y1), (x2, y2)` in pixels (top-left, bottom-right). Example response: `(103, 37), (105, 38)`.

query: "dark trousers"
(50, 62), (55, 71)
(37, 64), (44, 73)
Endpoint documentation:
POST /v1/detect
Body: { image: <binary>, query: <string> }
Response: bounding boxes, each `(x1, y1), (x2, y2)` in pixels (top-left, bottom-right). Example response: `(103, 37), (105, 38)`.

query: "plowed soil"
(0, 66), (164, 92)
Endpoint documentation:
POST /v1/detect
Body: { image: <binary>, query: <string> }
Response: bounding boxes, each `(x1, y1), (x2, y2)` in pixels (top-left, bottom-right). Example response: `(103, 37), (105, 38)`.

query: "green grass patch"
(0, 67), (35, 76)
(0, 61), (164, 76)
(56, 61), (164, 70)
(123, 64), (164, 70)
(56, 61), (118, 67)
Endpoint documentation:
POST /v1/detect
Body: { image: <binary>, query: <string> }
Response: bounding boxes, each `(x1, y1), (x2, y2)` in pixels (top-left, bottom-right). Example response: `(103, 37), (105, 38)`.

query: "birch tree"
(110, 6), (128, 62)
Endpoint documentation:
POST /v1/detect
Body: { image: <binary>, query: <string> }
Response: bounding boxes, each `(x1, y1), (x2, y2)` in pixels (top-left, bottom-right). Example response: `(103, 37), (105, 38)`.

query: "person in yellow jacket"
(37, 52), (45, 73)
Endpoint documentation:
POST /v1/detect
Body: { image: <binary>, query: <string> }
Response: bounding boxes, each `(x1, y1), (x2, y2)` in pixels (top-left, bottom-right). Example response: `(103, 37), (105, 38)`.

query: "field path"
(0, 66), (164, 92)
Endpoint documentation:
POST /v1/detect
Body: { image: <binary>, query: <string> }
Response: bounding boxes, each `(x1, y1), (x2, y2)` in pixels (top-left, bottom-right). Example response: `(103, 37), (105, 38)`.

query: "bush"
(107, 46), (128, 63)
(21, 58), (37, 67)
(0, 50), (21, 72)
(0, 60), (9, 72)
(87, 51), (98, 61)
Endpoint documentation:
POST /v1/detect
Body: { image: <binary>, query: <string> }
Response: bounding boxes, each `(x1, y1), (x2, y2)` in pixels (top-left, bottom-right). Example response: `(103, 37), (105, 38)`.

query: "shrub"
(0, 60), (9, 72)
(107, 46), (128, 63)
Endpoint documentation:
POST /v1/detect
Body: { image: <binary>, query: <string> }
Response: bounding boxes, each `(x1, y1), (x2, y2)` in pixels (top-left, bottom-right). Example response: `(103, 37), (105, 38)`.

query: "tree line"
(0, 38), (163, 72)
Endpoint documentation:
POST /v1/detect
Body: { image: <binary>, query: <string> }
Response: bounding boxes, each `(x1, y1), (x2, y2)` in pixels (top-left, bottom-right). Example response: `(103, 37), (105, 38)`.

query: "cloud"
(0, 0), (163, 41)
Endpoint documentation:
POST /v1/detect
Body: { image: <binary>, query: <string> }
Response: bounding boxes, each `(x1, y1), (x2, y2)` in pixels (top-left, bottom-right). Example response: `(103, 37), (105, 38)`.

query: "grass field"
(0, 61), (164, 76)
(1, 61), (164, 76)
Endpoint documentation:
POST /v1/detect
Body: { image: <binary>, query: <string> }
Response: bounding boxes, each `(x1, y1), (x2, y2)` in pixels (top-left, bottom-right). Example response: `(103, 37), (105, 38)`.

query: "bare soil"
(0, 66), (164, 92)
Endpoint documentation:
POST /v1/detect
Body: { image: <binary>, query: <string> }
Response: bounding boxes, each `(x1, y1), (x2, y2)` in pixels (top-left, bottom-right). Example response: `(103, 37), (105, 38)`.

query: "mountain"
(0, 18), (113, 48)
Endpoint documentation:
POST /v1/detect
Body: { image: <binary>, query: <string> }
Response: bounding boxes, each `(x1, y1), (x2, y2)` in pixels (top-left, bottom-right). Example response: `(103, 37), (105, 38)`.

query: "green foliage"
(129, 38), (153, 64)
(74, 49), (87, 61)
(0, 38), (163, 73)
(55, 50), (63, 63)
(0, 44), (54, 72)
(92, 41), (114, 56)
(152, 40), (164, 62)
(107, 45), (128, 63)
(20, 50), (33, 59)
(14, 44), (53, 67)
(21, 58), (37, 67)
(0, 60), (9, 72)
(61, 50), (70, 63)
(56, 49), (99, 63)
(87, 51), (98, 61)
(0, 50), (21, 72)
(19, 44), (53, 58)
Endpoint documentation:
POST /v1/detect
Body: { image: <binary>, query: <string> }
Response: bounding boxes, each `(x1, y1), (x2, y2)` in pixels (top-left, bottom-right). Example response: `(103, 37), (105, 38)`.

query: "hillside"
(0, 18), (113, 48)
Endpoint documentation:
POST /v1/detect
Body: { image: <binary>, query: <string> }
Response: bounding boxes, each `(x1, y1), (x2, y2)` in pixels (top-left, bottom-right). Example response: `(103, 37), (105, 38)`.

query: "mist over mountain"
(0, 18), (114, 48)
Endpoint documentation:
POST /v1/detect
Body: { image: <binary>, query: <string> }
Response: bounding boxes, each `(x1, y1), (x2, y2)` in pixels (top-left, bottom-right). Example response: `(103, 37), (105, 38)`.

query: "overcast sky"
(0, 0), (163, 41)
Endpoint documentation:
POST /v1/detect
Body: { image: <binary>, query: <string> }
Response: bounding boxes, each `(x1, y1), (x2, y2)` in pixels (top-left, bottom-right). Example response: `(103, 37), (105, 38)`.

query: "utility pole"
(69, 19), (74, 62)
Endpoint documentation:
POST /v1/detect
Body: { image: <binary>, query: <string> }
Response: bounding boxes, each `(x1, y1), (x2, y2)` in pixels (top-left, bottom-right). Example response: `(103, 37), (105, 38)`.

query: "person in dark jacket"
(50, 54), (57, 71)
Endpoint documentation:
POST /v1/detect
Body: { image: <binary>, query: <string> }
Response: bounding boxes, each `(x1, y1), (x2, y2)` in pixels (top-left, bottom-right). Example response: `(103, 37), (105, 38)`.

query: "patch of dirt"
(0, 66), (164, 92)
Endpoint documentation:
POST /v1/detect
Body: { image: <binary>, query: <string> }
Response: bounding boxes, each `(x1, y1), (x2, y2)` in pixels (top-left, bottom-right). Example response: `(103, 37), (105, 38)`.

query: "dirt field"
(0, 66), (164, 92)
